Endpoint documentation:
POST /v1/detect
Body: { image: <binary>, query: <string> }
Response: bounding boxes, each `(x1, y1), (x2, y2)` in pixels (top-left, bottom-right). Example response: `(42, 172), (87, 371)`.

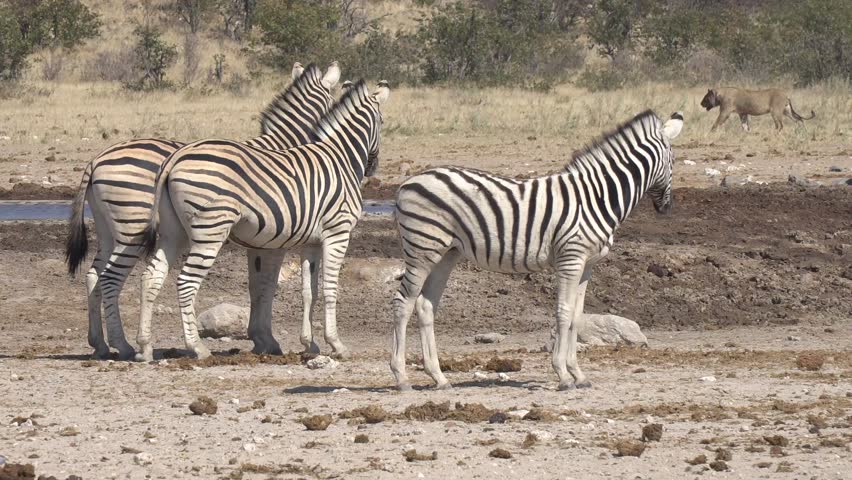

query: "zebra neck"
(314, 116), (372, 181)
(563, 150), (655, 228)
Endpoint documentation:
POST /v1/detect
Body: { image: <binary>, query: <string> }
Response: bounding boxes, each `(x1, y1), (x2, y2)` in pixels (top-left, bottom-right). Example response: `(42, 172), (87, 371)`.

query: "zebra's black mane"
(565, 109), (660, 171)
(310, 79), (370, 141)
(259, 63), (323, 134)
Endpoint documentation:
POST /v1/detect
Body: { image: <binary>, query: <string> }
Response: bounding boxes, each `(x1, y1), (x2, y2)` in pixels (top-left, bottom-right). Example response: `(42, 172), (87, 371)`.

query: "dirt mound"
(167, 351), (303, 369)
(0, 183), (75, 200)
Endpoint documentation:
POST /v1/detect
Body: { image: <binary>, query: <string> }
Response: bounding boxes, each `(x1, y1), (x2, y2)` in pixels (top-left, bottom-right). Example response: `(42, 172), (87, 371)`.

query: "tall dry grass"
(0, 78), (848, 155)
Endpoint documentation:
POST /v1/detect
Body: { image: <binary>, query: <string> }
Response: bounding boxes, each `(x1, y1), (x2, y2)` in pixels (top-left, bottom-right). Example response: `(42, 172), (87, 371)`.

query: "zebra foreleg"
(319, 235), (351, 359)
(100, 245), (141, 360)
(415, 249), (460, 389)
(553, 270), (584, 391)
(298, 247), (321, 354)
(566, 273), (591, 388)
(86, 258), (109, 359)
(247, 249), (285, 355)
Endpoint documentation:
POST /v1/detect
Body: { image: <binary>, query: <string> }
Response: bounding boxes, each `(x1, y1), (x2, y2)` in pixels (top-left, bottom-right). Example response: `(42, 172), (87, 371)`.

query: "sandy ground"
(1, 184), (851, 479)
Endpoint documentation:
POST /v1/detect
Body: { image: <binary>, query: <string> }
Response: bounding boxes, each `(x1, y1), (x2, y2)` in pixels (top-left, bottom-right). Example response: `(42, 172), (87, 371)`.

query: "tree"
(586, 0), (652, 60)
(252, 0), (342, 69)
(0, 0), (101, 80)
(171, 0), (219, 34)
(129, 25), (178, 90)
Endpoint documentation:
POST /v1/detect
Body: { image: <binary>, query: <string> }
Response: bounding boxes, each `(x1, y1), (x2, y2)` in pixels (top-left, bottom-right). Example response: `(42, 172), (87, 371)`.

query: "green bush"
(126, 26), (178, 91)
(0, 0), (101, 80)
(252, 0), (343, 70)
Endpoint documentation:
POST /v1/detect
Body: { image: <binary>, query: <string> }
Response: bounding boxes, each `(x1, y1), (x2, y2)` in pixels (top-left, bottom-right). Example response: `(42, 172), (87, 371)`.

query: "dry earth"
(1, 184), (851, 479)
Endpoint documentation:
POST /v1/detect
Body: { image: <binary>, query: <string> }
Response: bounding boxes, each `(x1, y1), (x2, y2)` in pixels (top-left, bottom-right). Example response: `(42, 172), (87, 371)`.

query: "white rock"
(507, 409), (529, 419)
(306, 355), (339, 370)
(133, 452), (153, 466)
(333, 388), (351, 394)
(786, 335), (801, 341)
(699, 376), (717, 382)
(705, 168), (721, 177)
(473, 371), (488, 380)
(683, 160), (696, 166)
(740, 425), (751, 432)
(576, 314), (648, 347)
(497, 372), (510, 382)
(726, 165), (739, 172)
(243, 443), (256, 452)
(231, 398), (240, 405)
(220, 337), (232, 343)
(198, 303), (249, 339)
(643, 415), (654, 424)
(605, 418), (615, 424)
(581, 422), (596, 430)
(529, 430), (554, 442)
(474, 332), (505, 344)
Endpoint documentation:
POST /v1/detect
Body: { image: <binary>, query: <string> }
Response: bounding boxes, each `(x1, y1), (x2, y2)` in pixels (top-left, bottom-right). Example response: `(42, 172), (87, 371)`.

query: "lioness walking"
(701, 88), (815, 132)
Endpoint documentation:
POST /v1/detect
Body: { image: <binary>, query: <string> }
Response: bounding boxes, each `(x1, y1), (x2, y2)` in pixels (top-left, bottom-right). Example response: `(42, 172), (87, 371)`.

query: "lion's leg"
(710, 108), (733, 132)
(738, 114), (750, 132)
(771, 110), (783, 130)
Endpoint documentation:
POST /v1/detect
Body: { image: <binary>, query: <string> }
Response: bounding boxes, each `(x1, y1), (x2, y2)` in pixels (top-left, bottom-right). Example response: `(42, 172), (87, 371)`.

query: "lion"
(700, 88), (815, 132)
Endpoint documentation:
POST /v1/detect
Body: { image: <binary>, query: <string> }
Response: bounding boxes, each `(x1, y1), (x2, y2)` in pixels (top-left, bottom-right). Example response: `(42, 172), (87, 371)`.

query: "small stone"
(354, 434), (369, 443)
(59, 426), (80, 436)
(133, 452), (153, 466)
(683, 160), (696, 165)
(506, 410), (529, 419)
(786, 335), (801, 341)
(763, 435), (789, 447)
(704, 168), (721, 177)
(614, 439), (645, 457)
(497, 372), (510, 382)
(189, 396), (217, 416)
(332, 388), (351, 394)
(474, 333), (505, 344)
(715, 448), (732, 461)
(243, 443), (256, 452)
(699, 376), (716, 382)
(829, 166), (843, 172)
(529, 430), (554, 442)
(306, 355), (339, 370)
(302, 414), (333, 431)
(473, 371), (488, 381)
(488, 412), (509, 424)
(488, 448), (512, 459)
(642, 423), (663, 442)
(686, 454), (707, 465)
(709, 460), (729, 471)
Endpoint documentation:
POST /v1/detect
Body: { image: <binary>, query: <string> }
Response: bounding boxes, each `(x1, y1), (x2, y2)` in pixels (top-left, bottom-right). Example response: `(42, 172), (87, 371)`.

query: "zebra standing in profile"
(390, 110), (684, 391)
(65, 62), (340, 361)
(139, 80), (389, 360)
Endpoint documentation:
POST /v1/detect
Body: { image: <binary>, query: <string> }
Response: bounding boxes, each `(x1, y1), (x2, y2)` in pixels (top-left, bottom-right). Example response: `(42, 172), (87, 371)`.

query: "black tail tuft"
(65, 164), (92, 276)
(140, 223), (158, 259)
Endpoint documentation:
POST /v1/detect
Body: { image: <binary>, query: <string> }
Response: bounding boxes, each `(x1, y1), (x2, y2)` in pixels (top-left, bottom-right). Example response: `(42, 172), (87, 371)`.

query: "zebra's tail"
(141, 148), (181, 258)
(65, 161), (93, 276)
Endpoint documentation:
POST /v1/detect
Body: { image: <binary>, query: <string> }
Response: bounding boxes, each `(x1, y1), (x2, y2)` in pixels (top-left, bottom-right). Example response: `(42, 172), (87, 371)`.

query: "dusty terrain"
(1, 184), (851, 479)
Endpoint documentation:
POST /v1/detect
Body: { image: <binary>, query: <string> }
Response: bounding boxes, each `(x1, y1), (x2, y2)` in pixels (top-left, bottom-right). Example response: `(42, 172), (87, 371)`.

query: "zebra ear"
(662, 111), (684, 140)
(291, 62), (304, 81)
(322, 61), (341, 89)
(373, 80), (390, 105)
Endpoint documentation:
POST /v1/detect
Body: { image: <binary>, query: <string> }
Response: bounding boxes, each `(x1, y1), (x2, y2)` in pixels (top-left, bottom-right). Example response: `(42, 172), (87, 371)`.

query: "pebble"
(581, 422), (596, 431)
(474, 332), (505, 344)
(306, 355), (339, 370)
(333, 388), (351, 394)
(10, 373), (19, 381)
(704, 168), (721, 177)
(529, 430), (554, 442)
(473, 371), (488, 381)
(683, 160), (696, 165)
(231, 399), (240, 405)
(133, 452), (153, 466)
(497, 372), (510, 382)
(699, 376), (717, 382)
(507, 409), (529, 419)
(220, 337), (232, 343)
(243, 443), (256, 452)
(829, 166), (843, 172)
(740, 425), (751, 432)
(786, 335), (801, 341)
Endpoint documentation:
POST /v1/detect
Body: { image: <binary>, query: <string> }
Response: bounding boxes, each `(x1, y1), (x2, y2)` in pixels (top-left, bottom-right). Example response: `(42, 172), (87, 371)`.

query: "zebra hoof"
(91, 348), (111, 360)
(397, 383), (413, 392)
(331, 348), (351, 361)
(117, 349), (137, 361)
(300, 342), (321, 355)
(435, 382), (453, 391)
(193, 345), (212, 360)
(557, 382), (577, 391)
(575, 380), (592, 389)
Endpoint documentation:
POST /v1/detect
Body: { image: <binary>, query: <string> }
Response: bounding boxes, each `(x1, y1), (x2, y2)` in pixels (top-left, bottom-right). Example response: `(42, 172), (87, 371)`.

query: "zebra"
(139, 79), (390, 360)
(64, 62), (340, 361)
(389, 110), (684, 391)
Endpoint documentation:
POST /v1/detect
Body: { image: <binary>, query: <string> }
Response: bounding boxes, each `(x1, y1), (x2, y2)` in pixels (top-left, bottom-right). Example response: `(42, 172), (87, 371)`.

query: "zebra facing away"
(390, 110), (684, 391)
(65, 62), (340, 361)
(139, 80), (390, 360)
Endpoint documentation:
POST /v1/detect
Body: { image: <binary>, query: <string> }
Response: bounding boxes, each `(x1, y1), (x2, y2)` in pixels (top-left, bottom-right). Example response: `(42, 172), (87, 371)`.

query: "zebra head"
(364, 80), (391, 177)
(648, 111), (684, 215)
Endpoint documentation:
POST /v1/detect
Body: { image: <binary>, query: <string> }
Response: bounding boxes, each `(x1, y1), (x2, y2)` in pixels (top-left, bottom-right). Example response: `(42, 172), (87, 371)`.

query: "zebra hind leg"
(100, 245), (141, 360)
(86, 254), (109, 359)
(415, 249), (460, 389)
(175, 241), (227, 359)
(137, 232), (186, 362)
(298, 247), (321, 354)
(247, 249), (285, 355)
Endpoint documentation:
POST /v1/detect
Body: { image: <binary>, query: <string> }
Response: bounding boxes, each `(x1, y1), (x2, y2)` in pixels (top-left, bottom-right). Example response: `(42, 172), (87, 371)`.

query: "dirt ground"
(1, 183), (851, 479)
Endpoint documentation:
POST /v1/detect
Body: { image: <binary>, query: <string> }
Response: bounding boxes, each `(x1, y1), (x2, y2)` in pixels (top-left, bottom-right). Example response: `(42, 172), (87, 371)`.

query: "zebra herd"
(64, 61), (684, 390)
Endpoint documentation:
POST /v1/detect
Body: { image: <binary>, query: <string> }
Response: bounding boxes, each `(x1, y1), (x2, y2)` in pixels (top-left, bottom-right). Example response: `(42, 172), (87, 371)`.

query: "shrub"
(126, 25), (178, 91)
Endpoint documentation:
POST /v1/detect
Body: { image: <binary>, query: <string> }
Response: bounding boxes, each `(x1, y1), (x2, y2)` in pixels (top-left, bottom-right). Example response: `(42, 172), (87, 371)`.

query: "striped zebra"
(139, 79), (390, 360)
(390, 110), (684, 391)
(65, 62), (340, 361)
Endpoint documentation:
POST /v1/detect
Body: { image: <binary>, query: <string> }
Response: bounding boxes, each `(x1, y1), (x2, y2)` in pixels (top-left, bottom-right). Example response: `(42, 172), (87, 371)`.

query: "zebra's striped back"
(395, 111), (679, 276)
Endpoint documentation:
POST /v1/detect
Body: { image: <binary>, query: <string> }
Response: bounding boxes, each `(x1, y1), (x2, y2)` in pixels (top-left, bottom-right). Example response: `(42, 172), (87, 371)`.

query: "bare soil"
(1, 184), (851, 479)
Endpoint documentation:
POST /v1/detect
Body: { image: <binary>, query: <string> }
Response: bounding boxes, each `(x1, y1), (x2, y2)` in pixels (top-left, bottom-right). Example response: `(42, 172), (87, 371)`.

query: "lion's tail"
(786, 99), (815, 122)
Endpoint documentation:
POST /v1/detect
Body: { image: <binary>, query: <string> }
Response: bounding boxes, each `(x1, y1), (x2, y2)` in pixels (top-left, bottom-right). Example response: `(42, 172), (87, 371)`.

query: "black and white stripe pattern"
(390, 110), (684, 391)
(65, 62), (339, 361)
(140, 80), (389, 360)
